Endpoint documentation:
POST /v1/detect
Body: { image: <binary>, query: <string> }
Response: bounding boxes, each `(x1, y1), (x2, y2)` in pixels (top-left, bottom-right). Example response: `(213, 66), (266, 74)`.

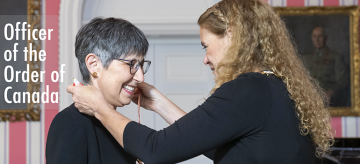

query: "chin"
(123, 101), (131, 105)
(119, 100), (132, 106)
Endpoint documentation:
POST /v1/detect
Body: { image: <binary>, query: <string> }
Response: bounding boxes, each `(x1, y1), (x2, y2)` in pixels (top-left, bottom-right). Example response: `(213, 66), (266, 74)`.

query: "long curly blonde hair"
(198, 0), (334, 157)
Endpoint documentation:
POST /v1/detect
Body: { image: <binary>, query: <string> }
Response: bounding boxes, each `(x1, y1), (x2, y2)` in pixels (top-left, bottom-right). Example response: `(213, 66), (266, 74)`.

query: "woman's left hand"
(66, 85), (108, 116)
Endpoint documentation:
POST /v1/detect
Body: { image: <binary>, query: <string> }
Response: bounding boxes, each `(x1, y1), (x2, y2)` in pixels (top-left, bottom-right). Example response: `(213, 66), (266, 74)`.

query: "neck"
(89, 81), (117, 110)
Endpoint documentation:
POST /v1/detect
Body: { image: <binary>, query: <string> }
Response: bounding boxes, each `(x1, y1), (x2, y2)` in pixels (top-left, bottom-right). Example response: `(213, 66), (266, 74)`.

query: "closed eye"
(201, 42), (207, 51)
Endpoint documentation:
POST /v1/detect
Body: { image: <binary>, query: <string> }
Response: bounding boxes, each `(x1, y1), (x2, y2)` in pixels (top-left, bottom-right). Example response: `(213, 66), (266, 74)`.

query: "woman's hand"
(132, 82), (187, 124)
(66, 85), (111, 116)
(132, 82), (163, 112)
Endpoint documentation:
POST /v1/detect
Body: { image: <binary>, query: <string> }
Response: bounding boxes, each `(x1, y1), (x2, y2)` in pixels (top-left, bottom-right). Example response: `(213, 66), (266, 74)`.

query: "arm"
(133, 82), (216, 159)
(88, 77), (270, 163)
(67, 76), (271, 163)
(46, 109), (88, 164)
(123, 78), (271, 163)
(69, 83), (216, 160)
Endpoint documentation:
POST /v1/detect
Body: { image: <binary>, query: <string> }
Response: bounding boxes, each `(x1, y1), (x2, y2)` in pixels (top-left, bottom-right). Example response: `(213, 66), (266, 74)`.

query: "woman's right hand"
(132, 82), (187, 124)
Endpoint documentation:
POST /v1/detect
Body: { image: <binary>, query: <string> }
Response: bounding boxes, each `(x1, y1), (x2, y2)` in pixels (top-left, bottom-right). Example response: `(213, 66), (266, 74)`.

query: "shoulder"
(47, 104), (92, 147)
(212, 73), (274, 107)
(52, 104), (83, 123)
(49, 104), (91, 132)
(46, 105), (90, 163)
(206, 73), (274, 127)
(220, 73), (273, 93)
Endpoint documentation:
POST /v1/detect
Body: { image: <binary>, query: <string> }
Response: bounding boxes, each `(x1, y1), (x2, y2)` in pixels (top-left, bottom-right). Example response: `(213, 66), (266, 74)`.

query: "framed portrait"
(275, 6), (360, 116)
(0, 0), (41, 121)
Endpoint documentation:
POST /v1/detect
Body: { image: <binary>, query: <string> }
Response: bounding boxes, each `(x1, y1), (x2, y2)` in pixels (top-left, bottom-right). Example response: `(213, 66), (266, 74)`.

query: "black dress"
(123, 73), (315, 164)
(46, 104), (136, 164)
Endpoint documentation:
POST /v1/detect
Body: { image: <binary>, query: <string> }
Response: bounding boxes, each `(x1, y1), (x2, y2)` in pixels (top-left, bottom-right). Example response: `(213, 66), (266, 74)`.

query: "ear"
(226, 27), (232, 38)
(85, 53), (100, 77)
(224, 27), (232, 46)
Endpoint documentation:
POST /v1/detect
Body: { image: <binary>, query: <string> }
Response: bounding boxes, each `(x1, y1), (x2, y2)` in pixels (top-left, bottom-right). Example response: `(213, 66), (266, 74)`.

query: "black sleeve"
(46, 109), (88, 164)
(123, 76), (272, 164)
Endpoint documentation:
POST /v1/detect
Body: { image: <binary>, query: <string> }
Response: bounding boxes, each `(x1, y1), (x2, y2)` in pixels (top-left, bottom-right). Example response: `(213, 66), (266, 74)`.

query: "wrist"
(155, 96), (186, 124)
(94, 105), (115, 121)
(151, 92), (168, 114)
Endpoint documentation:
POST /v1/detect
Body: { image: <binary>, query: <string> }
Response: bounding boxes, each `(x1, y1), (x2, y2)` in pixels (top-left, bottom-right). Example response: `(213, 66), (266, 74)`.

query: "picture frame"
(0, 0), (41, 121)
(275, 6), (360, 116)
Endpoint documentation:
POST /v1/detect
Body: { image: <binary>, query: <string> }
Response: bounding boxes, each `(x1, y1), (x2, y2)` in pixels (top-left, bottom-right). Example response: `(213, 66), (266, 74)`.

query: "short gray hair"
(75, 17), (149, 84)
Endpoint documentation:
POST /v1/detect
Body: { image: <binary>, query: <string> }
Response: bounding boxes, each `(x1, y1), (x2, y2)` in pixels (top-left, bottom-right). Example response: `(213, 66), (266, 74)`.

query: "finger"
(66, 85), (77, 94)
(134, 91), (140, 96)
(131, 96), (139, 105)
(72, 95), (79, 103)
(71, 91), (81, 103)
(137, 82), (148, 90)
(131, 95), (138, 101)
(74, 102), (80, 109)
(134, 88), (139, 94)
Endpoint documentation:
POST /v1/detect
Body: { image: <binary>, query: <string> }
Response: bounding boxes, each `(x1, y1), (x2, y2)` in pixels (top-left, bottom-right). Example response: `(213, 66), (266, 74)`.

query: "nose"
(203, 55), (209, 66)
(133, 67), (145, 83)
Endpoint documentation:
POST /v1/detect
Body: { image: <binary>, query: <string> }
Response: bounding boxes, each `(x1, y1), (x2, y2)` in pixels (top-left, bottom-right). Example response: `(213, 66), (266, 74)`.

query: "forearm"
(124, 104), (230, 163)
(154, 95), (186, 124)
(94, 106), (131, 147)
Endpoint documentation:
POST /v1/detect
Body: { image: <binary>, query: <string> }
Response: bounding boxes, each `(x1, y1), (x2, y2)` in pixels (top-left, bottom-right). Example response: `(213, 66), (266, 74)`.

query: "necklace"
(261, 70), (274, 75)
(260, 70), (280, 78)
(137, 95), (143, 164)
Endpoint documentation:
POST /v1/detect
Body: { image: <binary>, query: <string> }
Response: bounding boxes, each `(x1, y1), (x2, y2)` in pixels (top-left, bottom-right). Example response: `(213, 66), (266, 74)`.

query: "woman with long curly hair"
(67, 0), (334, 163)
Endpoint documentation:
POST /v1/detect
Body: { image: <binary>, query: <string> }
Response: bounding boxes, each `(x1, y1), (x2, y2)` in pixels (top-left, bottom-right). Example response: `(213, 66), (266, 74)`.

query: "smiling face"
(90, 54), (145, 108)
(200, 27), (230, 73)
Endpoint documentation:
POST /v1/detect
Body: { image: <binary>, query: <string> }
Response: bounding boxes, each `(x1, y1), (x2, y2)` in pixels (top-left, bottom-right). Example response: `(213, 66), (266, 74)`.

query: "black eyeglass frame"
(113, 58), (151, 75)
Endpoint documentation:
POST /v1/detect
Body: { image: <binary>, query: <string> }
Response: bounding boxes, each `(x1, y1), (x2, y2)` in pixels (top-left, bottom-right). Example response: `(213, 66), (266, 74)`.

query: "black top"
(46, 104), (136, 164)
(124, 73), (315, 164)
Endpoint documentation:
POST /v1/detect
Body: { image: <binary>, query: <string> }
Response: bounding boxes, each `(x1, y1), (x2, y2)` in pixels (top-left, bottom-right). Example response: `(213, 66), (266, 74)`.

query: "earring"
(91, 72), (97, 77)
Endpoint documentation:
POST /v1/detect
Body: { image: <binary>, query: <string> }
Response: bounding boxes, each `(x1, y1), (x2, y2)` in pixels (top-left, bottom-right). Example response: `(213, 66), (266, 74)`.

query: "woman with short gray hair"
(46, 17), (150, 164)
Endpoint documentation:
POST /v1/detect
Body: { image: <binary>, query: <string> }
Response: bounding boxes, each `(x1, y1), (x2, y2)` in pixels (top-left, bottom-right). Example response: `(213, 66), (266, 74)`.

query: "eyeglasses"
(113, 58), (151, 75)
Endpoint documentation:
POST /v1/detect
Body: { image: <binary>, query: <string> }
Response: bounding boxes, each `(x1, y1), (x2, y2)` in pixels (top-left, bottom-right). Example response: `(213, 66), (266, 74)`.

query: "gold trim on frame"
(275, 6), (360, 116)
(0, 0), (41, 121)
